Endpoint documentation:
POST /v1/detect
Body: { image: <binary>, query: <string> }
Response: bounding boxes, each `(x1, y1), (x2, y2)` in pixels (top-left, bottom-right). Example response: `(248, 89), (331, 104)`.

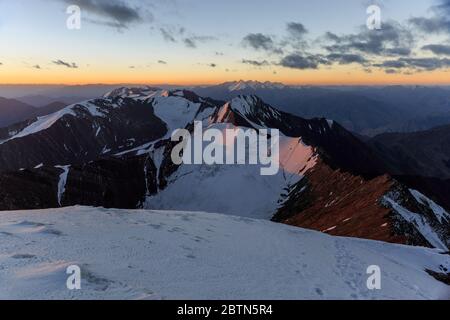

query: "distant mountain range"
(0, 87), (448, 254)
(2, 82), (450, 136)
(0, 97), (66, 128)
(193, 81), (450, 136)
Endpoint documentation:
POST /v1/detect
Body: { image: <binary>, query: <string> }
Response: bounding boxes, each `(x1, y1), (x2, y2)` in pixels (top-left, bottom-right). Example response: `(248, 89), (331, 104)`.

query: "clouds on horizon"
(237, 1), (450, 75)
(33, 0), (450, 77)
(52, 60), (79, 68)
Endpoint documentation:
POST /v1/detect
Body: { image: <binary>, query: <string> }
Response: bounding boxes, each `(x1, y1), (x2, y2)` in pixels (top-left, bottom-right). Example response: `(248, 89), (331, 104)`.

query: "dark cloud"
(384, 47), (411, 56)
(409, 1), (450, 34)
(159, 25), (215, 49)
(324, 32), (340, 42)
(52, 60), (78, 69)
(373, 60), (408, 69)
(160, 27), (176, 42)
(62, 0), (147, 29)
(324, 22), (414, 57)
(158, 60), (167, 64)
(436, 0), (450, 14)
(326, 53), (368, 65)
(279, 52), (367, 70)
(422, 44), (450, 55)
(241, 59), (270, 66)
(33, 65), (41, 69)
(242, 33), (283, 54)
(279, 53), (325, 69)
(399, 57), (450, 71)
(208, 63), (217, 68)
(409, 16), (450, 34)
(184, 38), (196, 48)
(385, 69), (399, 74)
(374, 57), (450, 71)
(183, 36), (216, 49)
(287, 22), (308, 39)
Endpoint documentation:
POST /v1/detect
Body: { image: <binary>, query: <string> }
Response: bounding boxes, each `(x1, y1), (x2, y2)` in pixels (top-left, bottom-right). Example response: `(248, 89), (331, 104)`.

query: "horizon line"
(1, 81), (450, 87)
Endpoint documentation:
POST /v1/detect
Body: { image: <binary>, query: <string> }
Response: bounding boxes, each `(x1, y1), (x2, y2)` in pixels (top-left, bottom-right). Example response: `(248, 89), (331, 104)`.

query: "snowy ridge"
(0, 100), (113, 145)
(230, 95), (282, 122)
(0, 206), (448, 299)
(383, 195), (449, 251)
(410, 189), (450, 223)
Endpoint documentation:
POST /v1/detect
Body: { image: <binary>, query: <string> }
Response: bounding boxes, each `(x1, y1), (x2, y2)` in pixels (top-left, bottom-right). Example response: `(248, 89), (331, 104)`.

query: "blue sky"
(0, 0), (449, 85)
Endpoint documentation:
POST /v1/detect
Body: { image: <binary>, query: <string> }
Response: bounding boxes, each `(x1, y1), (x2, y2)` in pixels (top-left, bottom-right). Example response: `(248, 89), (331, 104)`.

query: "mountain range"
(0, 87), (448, 257)
(0, 97), (67, 128)
(193, 81), (450, 136)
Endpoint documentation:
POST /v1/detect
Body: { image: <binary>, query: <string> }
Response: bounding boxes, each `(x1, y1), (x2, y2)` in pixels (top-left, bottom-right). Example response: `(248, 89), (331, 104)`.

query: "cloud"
(385, 69), (399, 74)
(208, 63), (217, 68)
(0, 62), (2, 66)
(158, 60), (167, 64)
(409, 1), (450, 34)
(324, 31), (340, 42)
(184, 38), (196, 48)
(409, 16), (450, 34)
(287, 22), (308, 39)
(374, 57), (450, 71)
(241, 59), (270, 67)
(242, 33), (283, 54)
(160, 27), (176, 42)
(326, 53), (368, 65)
(183, 36), (216, 49)
(373, 60), (408, 69)
(52, 60), (78, 68)
(159, 25), (215, 49)
(422, 44), (450, 55)
(399, 57), (450, 71)
(278, 52), (367, 70)
(279, 53), (325, 69)
(324, 22), (414, 58)
(436, 0), (450, 15)
(62, 0), (146, 29)
(32, 65), (41, 69)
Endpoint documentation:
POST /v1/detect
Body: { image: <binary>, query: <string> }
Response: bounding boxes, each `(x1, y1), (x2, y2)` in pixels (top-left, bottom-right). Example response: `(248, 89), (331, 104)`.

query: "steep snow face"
(383, 190), (450, 250)
(151, 95), (202, 136)
(144, 122), (317, 219)
(0, 206), (448, 300)
(228, 95), (282, 127)
(409, 189), (450, 224)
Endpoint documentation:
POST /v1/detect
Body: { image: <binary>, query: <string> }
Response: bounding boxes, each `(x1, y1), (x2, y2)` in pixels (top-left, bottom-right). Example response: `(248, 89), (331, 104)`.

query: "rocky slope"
(369, 125), (450, 179)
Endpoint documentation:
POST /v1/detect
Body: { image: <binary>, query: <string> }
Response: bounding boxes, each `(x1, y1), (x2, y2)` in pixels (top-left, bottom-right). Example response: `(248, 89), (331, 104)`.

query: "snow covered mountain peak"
(225, 80), (287, 92)
(212, 95), (284, 130)
(103, 86), (162, 99)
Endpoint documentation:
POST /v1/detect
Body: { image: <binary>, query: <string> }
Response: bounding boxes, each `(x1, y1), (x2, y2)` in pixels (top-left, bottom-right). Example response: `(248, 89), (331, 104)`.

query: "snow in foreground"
(0, 206), (448, 300)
